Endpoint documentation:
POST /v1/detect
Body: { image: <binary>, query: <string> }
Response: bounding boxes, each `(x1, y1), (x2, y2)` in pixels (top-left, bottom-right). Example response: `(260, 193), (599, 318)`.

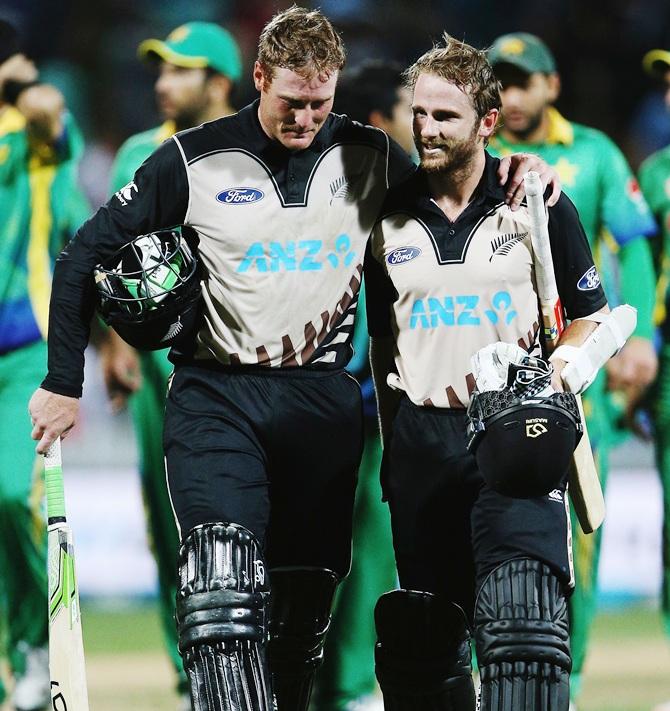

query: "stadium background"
(4, 0), (670, 708)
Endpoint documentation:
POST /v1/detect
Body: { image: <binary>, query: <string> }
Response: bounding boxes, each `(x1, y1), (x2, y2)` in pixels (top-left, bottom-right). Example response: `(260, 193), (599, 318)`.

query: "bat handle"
(44, 437), (66, 521)
(523, 170), (544, 198)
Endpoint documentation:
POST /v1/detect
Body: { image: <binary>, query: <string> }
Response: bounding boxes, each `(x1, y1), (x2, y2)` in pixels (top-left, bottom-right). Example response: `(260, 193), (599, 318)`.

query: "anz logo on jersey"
(237, 234), (356, 273)
(410, 291), (518, 329)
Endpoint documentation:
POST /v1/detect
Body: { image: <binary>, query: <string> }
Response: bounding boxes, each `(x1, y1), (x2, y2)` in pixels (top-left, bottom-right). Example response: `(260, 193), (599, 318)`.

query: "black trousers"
(164, 365), (363, 578)
(385, 397), (573, 622)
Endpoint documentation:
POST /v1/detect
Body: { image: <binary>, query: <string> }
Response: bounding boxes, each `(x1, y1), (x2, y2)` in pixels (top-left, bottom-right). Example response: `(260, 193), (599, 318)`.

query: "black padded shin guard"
(374, 590), (476, 711)
(177, 523), (273, 711)
(475, 558), (571, 711)
(267, 568), (339, 711)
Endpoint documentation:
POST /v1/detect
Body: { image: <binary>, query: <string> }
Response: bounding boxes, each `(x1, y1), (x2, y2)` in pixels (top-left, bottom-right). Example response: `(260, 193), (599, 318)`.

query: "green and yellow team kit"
(0, 105), (88, 698)
(490, 106), (657, 697)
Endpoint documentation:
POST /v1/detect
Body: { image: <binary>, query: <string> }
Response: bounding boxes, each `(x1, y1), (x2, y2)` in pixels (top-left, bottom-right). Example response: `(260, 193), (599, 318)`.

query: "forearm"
(618, 237), (655, 341)
(559, 307), (610, 347)
(370, 336), (401, 446)
(42, 253), (97, 397)
(549, 305), (611, 387)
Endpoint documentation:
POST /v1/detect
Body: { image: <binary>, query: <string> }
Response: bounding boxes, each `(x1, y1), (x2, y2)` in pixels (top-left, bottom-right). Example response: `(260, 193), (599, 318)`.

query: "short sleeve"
(364, 228), (396, 337)
(548, 193), (608, 320)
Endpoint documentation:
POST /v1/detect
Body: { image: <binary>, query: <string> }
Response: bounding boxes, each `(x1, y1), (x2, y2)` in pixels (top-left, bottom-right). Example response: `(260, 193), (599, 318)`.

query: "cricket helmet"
(94, 228), (201, 350)
(466, 384), (583, 499)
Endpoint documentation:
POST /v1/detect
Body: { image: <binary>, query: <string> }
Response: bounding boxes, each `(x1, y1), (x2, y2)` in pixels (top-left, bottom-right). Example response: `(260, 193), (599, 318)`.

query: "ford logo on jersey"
(577, 265), (601, 291)
(387, 247), (421, 265)
(216, 187), (265, 204)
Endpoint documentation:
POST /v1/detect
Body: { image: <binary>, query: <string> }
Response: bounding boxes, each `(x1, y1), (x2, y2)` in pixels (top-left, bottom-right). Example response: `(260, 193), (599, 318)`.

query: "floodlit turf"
(579, 601), (670, 711)
(2, 599), (666, 711)
(81, 599), (165, 654)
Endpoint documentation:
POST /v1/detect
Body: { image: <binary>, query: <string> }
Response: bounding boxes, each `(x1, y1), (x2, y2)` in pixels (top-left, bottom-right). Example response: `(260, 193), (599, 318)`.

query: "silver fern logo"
(160, 316), (183, 342)
(329, 174), (362, 204)
(489, 232), (527, 261)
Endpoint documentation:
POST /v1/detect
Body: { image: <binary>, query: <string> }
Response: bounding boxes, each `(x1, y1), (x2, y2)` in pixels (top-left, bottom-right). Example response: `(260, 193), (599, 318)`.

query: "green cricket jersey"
(109, 121), (175, 194)
(0, 106), (89, 353)
(639, 144), (670, 331)
(490, 107), (657, 340)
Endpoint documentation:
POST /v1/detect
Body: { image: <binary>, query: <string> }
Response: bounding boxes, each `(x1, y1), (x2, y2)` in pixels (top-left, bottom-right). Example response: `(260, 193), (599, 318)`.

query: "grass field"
(4, 599), (670, 711)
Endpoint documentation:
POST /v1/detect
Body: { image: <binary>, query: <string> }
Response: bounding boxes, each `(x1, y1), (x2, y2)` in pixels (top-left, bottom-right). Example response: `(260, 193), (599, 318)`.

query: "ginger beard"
(416, 120), (480, 174)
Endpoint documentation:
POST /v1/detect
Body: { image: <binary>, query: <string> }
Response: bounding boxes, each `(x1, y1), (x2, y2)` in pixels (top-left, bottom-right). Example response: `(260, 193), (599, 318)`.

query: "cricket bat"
(45, 438), (90, 711)
(524, 171), (606, 534)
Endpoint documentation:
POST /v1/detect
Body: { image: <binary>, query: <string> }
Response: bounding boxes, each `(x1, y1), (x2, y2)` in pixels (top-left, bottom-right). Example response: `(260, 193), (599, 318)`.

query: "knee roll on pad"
(374, 590), (476, 711)
(177, 523), (272, 711)
(268, 568), (340, 711)
(475, 558), (571, 711)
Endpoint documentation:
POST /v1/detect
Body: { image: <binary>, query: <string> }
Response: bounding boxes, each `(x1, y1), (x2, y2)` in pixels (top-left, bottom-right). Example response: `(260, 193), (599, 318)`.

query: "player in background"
(367, 33), (609, 710)
(97, 22), (242, 706)
(639, 47), (670, 711)
(487, 33), (658, 704)
(312, 61), (414, 711)
(0, 18), (88, 711)
(28, 7), (558, 711)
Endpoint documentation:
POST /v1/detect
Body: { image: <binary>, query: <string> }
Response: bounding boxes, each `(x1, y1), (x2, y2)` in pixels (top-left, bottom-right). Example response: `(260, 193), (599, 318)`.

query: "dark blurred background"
(4, 0), (670, 207)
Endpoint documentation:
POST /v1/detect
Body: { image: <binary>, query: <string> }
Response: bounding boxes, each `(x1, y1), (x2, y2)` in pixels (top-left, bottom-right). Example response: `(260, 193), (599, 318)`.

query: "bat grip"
(44, 438), (66, 520)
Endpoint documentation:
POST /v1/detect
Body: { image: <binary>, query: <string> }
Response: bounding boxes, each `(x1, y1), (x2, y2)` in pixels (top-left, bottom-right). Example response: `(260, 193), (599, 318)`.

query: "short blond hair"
(404, 33), (501, 119)
(257, 5), (346, 81)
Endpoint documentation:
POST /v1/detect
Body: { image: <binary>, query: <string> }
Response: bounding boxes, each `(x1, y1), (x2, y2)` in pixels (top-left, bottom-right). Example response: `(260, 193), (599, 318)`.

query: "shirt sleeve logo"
(115, 181), (138, 206)
(577, 265), (601, 291)
(216, 187), (264, 204)
(386, 246), (421, 265)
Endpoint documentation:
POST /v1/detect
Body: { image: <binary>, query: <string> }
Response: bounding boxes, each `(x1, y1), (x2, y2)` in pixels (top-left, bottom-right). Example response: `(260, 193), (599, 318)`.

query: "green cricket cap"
(643, 48), (670, 78)
(138, 22), (242, 82)
(488, 33), (556, 75)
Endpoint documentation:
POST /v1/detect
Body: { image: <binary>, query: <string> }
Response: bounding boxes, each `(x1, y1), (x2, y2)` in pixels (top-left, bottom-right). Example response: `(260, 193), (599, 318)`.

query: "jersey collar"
(545, 107), (574, 146)
(404, 151), (505, 218)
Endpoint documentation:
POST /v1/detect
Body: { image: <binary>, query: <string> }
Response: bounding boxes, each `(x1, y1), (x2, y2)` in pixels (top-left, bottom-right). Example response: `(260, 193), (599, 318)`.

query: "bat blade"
(524, 171), (605, 534)
(45, 440), (90, 711)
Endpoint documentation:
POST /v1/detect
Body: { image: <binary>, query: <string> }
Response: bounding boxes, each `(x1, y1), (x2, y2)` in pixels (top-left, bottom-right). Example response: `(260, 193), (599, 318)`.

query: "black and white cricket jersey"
(365, 153), (607, 409)
(43, 101), (414, 396)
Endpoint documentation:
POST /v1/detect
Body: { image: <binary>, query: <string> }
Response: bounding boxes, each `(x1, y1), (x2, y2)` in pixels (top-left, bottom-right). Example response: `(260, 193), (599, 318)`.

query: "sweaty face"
(411, 73), (482, 174)
(496, 65), (556, 140)
(155, 63), (210, 128)
(255, 63), (337, 151)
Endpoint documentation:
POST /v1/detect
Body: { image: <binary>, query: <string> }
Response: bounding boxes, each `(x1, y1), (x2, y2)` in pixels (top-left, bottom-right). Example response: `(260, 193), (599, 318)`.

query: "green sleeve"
(109, 133), (160, 196)
(617, 237), (656, 340)
(109, 141), (137, 196)
(595, 133), (656, 246)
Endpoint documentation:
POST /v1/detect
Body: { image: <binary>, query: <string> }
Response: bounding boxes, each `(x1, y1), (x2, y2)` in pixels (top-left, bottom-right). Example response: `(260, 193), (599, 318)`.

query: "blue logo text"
(237, 234), (356, 273)
(410, 291), (518, 329)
